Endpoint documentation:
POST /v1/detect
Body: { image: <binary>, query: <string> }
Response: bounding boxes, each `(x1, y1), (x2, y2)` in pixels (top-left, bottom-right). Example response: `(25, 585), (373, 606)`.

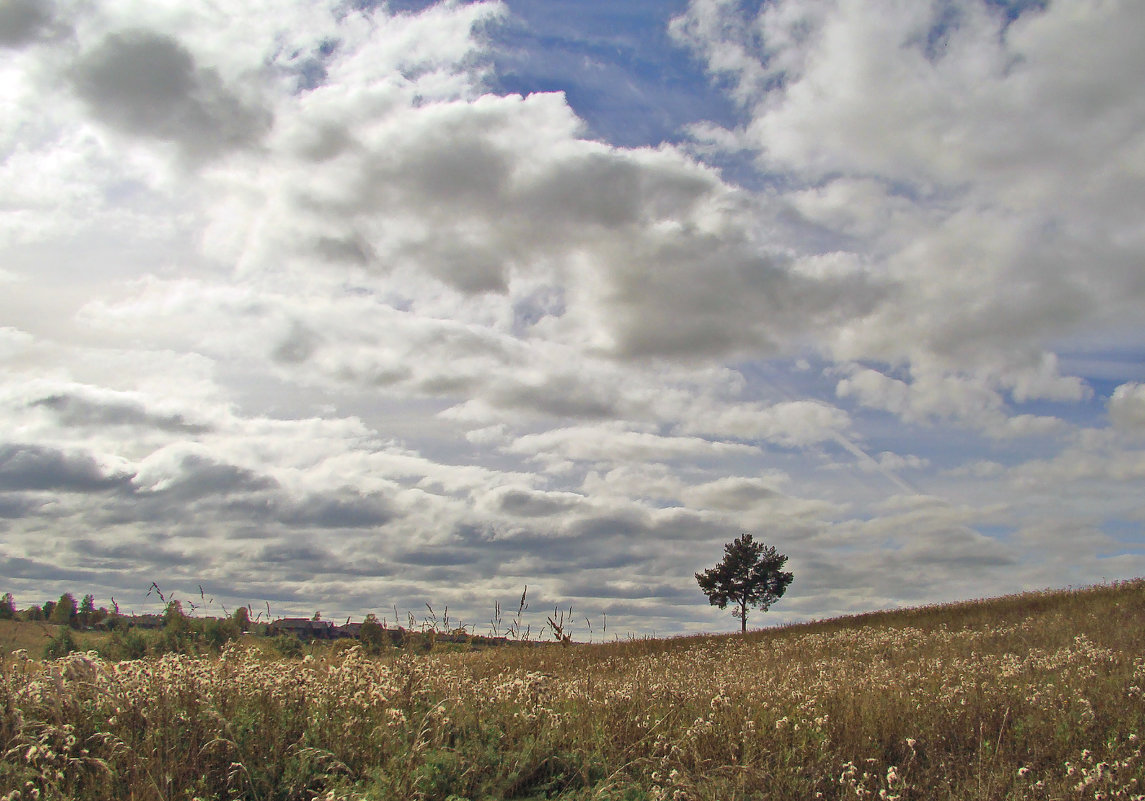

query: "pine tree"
(696, 534), (793, 633)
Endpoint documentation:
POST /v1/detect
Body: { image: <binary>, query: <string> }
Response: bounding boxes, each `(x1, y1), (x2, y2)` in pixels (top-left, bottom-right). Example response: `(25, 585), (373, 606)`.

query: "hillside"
(3, 580), (1144, 800)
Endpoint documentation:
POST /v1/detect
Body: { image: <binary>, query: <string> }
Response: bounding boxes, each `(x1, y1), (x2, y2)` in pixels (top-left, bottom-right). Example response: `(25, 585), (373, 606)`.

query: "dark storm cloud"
(314, 235), (376, 265)
(0, 443), (131, 492)
(0, 0), (55, 48)
(221, 488), (396, 530)
(270, 321), (323, 365)
(31, 393), (210, 433)
(525, 149), (715, 230)
(565, 513), (649, 541)
(70, 536), (209, 573)
(393, 547), (477, 567)
(495, 487), (581, 517)
(70, 29), (272, 159)
(0, 495), (46, 518)
(276, 492), (395, 529)
(557, 578), (697, 603)
(255, 542), (393, 578)
(141, 454), (277, 501)
(0, 555), (104, 584)
(599, 236), (891, 361)
(486, 376), (617, 420)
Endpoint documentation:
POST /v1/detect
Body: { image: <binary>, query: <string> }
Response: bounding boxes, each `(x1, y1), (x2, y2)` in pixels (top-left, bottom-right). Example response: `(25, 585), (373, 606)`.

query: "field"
(2, 581), (1145, 800)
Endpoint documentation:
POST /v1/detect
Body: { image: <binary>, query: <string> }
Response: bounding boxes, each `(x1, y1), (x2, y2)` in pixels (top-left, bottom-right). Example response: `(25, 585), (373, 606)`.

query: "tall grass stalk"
(2, 580), (1144, 800)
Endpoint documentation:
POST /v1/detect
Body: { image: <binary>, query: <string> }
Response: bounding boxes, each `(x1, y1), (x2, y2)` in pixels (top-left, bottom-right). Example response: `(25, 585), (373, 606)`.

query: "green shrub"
(104, 628), (149, 660)
(43, 627), (78, 659)
(272, 634), (304, 658)
(201, 617), (240, 651)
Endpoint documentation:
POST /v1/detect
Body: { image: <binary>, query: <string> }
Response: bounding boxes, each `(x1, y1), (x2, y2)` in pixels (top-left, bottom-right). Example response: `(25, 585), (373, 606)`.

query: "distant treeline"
(1, 590), (517, 660)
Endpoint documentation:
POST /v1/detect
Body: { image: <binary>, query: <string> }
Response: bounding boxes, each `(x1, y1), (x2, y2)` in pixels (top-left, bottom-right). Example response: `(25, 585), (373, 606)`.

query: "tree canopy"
(696, 534), (793, 633)
(49, 593), (78, 627)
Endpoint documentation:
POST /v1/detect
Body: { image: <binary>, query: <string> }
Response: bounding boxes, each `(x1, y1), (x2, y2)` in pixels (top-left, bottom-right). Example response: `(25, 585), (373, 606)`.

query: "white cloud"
(861, 452), (929, 474)
(1110, 383), (1145, 432)
(835, 360), (1072, 438)
(508, 425), (758, 468)
(0, 0), (1142, 635)
(674, 0), (1145, 381)
(682, 399), (851, 447)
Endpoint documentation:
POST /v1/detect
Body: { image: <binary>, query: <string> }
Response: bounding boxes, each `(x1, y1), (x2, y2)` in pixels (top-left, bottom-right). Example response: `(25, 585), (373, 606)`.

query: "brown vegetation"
(2, 580), (1144, 800)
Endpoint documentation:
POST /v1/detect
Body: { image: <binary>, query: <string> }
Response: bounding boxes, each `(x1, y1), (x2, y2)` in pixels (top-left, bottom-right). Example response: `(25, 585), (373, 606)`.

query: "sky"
(1, 0), (1143, 638)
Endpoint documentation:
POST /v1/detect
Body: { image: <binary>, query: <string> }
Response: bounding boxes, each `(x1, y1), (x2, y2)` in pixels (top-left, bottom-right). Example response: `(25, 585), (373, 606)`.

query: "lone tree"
(696, 534), (793, 633)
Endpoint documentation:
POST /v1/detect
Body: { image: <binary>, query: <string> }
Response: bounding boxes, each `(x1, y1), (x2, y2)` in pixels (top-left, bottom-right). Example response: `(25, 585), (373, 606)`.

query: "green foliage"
(105, 627), (149, 660)
(200, 616), (240, 651)
(0, 593), (15, 620)
(273, 633), (304, 658)
(49, 592), (78, 627)
(162, 599), (186, 628)
(359, 613), (387, 655)
(232, 604), (251, 632)
(153, 599), (197, 655)
(43, 627), (78, 659)
(696, 533), (793, 633)
(77, 593), (96, 627)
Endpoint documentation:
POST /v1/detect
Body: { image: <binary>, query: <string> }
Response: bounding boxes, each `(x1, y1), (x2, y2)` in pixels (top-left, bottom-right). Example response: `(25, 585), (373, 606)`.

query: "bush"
(359, 614), (387, 655)
(43, 627), (78, 659)
(104, 628), (149, 660)
(272, 634), (304, 659)
(201, 617), (240, 651)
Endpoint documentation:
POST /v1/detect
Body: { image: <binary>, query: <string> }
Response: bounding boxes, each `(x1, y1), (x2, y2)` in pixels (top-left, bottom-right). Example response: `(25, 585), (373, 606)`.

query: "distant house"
(271, 618), (335, 640)
(334, 622), (361, 639)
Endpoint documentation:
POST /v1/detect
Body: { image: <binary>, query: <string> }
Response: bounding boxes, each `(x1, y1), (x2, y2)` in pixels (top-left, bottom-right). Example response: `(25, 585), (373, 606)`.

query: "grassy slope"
(0, 619), (109, 655)
(2, 580), (1144, 800)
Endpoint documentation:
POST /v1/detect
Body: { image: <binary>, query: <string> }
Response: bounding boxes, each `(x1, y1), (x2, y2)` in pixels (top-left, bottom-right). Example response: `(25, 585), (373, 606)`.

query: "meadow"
(2, 580), (1144, 800)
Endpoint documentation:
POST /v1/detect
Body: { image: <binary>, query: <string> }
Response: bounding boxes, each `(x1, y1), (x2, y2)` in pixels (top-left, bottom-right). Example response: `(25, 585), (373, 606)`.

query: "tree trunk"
(740, 600), (747, 634)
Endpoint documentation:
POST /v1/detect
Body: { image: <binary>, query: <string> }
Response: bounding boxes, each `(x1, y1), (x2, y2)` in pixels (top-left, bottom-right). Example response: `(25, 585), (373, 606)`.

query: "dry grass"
(2, 580), (1144, 800)
(0, 620), (106, 657)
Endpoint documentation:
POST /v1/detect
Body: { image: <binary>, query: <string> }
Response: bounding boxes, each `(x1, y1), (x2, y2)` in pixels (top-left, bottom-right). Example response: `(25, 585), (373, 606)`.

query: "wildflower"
(1018, 767), (1030, 777)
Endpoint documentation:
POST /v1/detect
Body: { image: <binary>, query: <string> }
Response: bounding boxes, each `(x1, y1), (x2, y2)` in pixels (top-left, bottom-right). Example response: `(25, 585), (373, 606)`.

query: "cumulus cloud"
(70, 29), (272, 160)
(508, 425), (758, 468)
(0, 442), (130, 492)
(683, 399), (851, 447)
(0, 0), (1141, 635)
(673, 0), (1145, 369)
(30, 391), (210, 434)
(1110, 383), (1145, 432)
(0, 0), (57, 48)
